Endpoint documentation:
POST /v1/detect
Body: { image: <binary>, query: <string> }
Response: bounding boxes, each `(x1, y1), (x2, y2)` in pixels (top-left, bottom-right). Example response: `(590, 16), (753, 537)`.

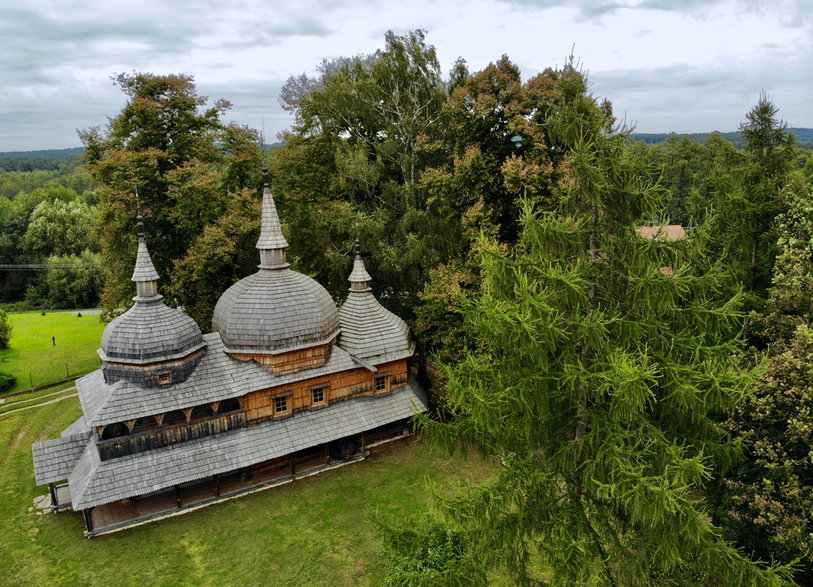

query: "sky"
(1, 0), (811, 152)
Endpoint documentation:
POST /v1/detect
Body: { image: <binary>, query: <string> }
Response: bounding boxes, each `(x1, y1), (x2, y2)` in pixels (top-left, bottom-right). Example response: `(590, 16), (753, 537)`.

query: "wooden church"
(32, 173), (425, 536)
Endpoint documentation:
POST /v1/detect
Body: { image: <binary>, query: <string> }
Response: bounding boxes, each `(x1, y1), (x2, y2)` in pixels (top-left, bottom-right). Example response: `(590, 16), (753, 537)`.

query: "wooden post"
(214, 474), (220, 498)
(361, 432), (366, 454)
(324, 443), (329, 465)
(83, 508), (94, 533)
(289, 455), (295, 476)
(49, 483), (57, 509)
(175, 485), (182, 508)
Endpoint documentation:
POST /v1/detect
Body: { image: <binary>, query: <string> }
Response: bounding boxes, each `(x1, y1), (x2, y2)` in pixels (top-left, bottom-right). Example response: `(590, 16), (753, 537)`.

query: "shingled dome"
(100, 217), (204, 365)
(212, 174), (340, 354)
(338, 241), (413, 363)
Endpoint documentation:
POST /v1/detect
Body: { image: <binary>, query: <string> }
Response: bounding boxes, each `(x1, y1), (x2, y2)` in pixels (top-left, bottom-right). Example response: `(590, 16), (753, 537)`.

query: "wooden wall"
(231, 343), (332, 375)
(243, 358), (408, 424)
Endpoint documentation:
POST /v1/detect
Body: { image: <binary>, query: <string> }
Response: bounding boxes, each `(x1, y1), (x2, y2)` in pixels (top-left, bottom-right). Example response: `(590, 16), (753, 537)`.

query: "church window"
(311, 385), (326, 405)
(158, 373), (172, 385)
(374, 375), (387, 391)
(274, 395), (288, 414)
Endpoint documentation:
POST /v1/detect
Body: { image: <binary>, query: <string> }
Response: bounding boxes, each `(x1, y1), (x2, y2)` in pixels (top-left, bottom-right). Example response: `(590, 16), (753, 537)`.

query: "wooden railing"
(97, 412), (246, 460)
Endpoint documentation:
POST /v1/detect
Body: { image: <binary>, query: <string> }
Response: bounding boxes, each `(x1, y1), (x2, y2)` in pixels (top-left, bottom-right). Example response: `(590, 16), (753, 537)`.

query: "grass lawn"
(0, 311), (105, 394)
(0, 398), (497, 587)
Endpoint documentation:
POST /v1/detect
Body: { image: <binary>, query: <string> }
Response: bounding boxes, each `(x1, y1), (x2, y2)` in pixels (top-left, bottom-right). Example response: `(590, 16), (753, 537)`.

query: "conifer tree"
(422, 74), (789, 584)
(724, 174), (813, 582)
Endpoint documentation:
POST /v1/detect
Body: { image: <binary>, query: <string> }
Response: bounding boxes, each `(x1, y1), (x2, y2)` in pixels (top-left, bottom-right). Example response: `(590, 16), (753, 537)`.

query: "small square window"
(274, 395), (288, 414)
(311, 385), (326, 404)
(158, 373), (172, 385)
(374, 375), (387, 391)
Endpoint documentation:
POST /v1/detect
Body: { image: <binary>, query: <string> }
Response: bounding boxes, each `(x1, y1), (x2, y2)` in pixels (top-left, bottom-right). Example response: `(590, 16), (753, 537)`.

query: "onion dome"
(338, 240), (413, 363)
(99, 216), (205, 365)
(212, 170), (340, 354)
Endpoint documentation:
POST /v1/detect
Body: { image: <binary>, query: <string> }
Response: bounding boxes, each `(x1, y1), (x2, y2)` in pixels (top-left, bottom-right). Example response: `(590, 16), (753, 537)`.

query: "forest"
(3, 29), (813, 584)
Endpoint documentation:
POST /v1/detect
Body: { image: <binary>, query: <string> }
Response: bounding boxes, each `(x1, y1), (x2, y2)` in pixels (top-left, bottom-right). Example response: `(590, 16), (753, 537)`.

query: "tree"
(723, 174), (813, 581)
(0, 309), (11, 349)
(276, 31), (456, 317)
(80, 72), (262, 314)
(22, 199), (97, 258)
(418, 77), (788, 583)
(713, 94), (796, 302)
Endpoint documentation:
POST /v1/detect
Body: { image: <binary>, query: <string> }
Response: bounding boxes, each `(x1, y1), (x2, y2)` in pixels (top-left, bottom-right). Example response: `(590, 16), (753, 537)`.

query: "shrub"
(0, 371), (16, 393)
(0, 310), (11, 349)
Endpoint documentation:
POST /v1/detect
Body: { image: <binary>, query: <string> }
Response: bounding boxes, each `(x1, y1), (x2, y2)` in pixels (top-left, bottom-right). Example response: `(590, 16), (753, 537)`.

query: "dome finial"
(131, 214), (160, 294)
(348, 238), (372, 288)
(256, 164), (289, 268)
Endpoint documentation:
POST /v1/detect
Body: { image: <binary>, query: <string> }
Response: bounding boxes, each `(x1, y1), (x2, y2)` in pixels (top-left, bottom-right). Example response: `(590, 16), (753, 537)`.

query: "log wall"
(243, 358), (408, 424)
(230, 343), (332, 375)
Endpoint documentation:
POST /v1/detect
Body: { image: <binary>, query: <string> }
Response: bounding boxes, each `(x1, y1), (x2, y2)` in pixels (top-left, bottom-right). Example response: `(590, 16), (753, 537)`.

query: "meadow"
(0, 311), (105, 394)
(0, 398), (495, 586)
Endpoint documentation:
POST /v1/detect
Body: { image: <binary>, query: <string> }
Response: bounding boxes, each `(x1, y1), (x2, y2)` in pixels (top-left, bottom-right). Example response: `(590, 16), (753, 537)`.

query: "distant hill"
(0, 147), (85, 171)
(631, 128), (813, 150)
(0, 143), (285, 172)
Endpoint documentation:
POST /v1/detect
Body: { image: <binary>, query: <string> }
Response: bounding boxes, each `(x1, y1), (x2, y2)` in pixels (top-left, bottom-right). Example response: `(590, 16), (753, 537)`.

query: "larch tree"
(417, 70), (790, 584)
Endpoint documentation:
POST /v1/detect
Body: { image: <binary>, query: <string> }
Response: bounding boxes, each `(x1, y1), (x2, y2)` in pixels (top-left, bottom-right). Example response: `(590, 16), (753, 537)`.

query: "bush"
(376, 513), (486, 585)
(0, 371), (16, 393)
(0, 310), (11, 349)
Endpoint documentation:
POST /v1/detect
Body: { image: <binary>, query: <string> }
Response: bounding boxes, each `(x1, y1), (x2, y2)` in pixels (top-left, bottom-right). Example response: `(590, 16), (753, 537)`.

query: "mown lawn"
(0, 398), (496, 587)
(0, 311), (105, 394)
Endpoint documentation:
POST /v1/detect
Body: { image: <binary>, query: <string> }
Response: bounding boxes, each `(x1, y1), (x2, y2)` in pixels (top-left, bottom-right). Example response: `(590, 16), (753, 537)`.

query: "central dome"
(212, 267), (339, 352)
(211, 172), (340, 354)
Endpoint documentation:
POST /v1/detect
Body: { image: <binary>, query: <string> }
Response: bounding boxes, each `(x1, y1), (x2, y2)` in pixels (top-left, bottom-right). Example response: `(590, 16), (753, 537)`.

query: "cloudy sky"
(2, 0), (810, 152)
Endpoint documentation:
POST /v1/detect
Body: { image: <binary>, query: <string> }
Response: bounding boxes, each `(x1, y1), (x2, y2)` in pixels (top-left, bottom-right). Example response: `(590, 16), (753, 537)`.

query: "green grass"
(0, 311), (105, 394)
(0, 398), (496, 587)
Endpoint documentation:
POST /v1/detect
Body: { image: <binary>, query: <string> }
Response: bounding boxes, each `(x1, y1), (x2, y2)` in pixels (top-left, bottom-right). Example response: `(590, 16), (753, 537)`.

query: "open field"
(0, 311), (105, 394)
(0, 397), (497, 587)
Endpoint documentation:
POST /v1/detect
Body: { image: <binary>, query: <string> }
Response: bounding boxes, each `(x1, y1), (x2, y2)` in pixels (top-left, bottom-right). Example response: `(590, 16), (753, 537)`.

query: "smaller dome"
(100, 216), (205, 365)
(338, 247), (413, 363)
(101, 302), (204, 364)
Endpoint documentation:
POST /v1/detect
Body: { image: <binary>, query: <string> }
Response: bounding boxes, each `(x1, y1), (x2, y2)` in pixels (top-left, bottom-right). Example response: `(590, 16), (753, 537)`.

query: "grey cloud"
(592, 59), (813, 134)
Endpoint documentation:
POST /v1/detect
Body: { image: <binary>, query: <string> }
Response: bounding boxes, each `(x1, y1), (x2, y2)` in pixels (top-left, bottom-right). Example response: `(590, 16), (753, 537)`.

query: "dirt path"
(0, 389), (77, 417)
(0, 385), (76, 405)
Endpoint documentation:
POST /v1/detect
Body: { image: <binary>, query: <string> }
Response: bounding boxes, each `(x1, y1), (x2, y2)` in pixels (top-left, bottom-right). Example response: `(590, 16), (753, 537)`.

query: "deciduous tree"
(723, 174), (813, 582)
(80, 72), (261, 313)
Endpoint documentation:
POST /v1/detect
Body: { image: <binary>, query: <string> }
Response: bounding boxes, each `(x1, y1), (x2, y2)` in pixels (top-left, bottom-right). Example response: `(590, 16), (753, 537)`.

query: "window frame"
(311, 384), (327, 405)
(274, 394), (289, 415)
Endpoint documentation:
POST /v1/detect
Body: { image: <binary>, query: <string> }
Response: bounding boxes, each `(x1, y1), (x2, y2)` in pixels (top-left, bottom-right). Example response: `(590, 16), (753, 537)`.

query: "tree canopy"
(80, 72), (262, 324)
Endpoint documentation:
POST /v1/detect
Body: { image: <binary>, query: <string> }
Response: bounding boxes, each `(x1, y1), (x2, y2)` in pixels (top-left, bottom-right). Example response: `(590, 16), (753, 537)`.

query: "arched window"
(217, 398), (241, 414)
(190, 404), (214, 421)
(163, 410), (186, 426)
(101, 422), (129, 440)
(131, 416), (159, 434)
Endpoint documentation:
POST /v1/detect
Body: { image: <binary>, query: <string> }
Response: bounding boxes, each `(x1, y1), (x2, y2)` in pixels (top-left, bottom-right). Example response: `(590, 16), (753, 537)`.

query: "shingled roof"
(32, 434), (91, 485)
(212, 175), (340, 354)
(338, 247), (413, 364)
(67, 383), (425, 510)
(101, 217), (204, 365)
(81, 332), (359, 427)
